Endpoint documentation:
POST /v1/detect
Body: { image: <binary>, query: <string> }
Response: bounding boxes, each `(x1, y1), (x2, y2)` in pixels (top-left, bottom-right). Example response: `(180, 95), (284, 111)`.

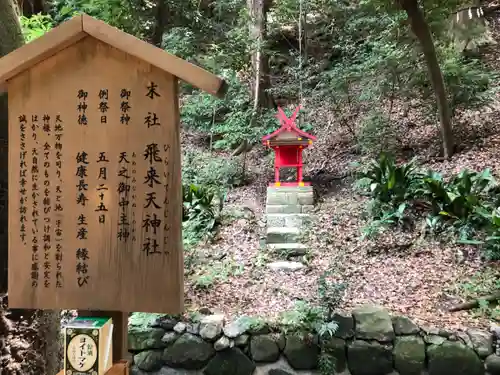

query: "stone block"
(163, 333), (215, 369)
(266, 214), (286, 227)
(204, 348), (256, 375)
(266, 214), (310, 228)
(267, 243), (308, 257)
(250, 334), (280, 362)
(485, 354), (500, 375)
(129, 326), (166, 351)
(333, 312), (355, 339)
(301, 205), (315, 214)
(285, 214), (311, 228)
(353, 304), (395, 342)
(393, 316), (420, 335)
(266, 205), (302, 214)
(267, 187), (313, 206)
(427, 341), (484, 375)
(283, 335), (319, 370)
(266, 227), (301, 244)
(266, 193), (289, 205)
(297, 192), (314, 205)
(467, 329), (493, 358)
(347, 340), (393, 375)
(267, 186), (313, 194)
(393, 336), (426, 375)
(285, 192), (298, 205)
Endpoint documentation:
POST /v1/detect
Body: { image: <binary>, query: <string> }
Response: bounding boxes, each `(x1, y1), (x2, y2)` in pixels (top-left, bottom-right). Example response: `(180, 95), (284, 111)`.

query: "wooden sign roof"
(262, 106), (317, 143)
(0, 14), (227, 97)
(1, 14), (229, 314)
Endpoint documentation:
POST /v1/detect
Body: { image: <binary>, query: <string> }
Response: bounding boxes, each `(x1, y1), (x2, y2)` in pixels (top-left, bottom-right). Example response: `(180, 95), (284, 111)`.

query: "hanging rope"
(298, 0), (304, 127)
(209, 1), (224, 153)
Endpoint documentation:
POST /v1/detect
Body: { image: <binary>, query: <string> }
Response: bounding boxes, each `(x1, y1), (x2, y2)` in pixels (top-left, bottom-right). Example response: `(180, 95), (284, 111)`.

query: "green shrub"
(279, 301), (338, 338)
(317, 270), (347, 320)
(357, 154), (500, 247)
(361, 202), (408, 239)
(439, 47), (499, 114)
(180, 72), (284, 151)
(357, 111), (397, 155)
(20, 13), (54, 42)
(182, 151), (245, 188)
(358, 152), (419, 210)
(182, 184), (223, 246)
(459, 207), (500, 260)
(417, 169), (496, 225)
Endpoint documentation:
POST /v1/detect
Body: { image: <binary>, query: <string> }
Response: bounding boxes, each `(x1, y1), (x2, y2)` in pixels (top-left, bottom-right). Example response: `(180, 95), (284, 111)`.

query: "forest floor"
(0, 294), (45, 374)
(184, 21), (500, 330)
(184, 126), (500, 331)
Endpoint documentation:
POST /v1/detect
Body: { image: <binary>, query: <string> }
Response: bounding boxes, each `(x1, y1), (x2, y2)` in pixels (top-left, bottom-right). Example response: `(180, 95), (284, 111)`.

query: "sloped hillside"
(180, 14), (500, 331)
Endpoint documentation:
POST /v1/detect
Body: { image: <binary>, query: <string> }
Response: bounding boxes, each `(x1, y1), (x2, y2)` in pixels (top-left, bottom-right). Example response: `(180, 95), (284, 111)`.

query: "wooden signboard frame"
(0, 14), (226, 373)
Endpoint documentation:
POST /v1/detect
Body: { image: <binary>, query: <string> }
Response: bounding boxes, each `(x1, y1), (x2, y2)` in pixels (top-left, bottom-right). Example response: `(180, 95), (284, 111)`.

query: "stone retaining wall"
(128, 305), (500, 375)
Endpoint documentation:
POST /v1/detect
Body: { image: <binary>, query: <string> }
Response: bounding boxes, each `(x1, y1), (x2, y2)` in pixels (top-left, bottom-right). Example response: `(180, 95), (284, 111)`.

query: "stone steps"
(267, 243), (308, 257)
(265, 186), (314, 268)
(266, 213), (311, 228)
(266, 227), (301, 244)
(266, 204), (314, 214)
(266, 186), (314, 205)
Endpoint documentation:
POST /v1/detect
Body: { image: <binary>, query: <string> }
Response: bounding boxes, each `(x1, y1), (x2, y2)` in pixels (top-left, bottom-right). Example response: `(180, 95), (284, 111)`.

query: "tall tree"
(398, 0), (454, 158)
(247, 0), (274, 113)
(151, 0), (168, 47)
(16, 0), (47, 16)
(0, 2), (61, 374)
(0, 0), (24, 295)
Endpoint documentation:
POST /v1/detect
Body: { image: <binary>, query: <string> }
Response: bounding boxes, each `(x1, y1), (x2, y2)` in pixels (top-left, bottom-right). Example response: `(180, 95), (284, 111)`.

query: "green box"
(64, 316), (113, 375)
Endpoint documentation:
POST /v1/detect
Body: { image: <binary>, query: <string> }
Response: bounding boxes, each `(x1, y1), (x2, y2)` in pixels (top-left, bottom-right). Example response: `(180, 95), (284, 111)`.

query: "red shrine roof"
(262, 106), (317, 143)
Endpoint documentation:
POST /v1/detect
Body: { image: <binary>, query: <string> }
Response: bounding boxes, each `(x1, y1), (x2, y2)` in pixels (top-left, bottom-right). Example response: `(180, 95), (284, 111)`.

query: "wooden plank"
(0, 15), (85, 91)
(56, 361), (129, 375)
(81, 14), (226, 98)
(8, 37), (183, 313)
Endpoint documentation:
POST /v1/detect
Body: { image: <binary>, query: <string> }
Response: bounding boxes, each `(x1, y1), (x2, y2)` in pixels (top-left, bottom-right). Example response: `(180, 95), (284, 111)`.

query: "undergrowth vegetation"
(357, 152), (500, 259)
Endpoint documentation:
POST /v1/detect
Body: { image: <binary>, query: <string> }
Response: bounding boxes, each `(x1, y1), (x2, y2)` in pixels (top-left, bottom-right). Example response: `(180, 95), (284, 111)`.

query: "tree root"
(448, 291), (500, 312)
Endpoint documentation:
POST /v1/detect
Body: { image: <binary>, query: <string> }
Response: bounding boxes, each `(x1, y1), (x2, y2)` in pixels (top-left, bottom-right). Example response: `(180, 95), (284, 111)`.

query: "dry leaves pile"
(0, 294), (46, 375)
(185, 173), (495, 330)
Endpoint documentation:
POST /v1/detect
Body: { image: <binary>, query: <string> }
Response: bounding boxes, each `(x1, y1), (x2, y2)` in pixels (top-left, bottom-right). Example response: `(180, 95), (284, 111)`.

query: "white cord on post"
(298, 0), (304, 126)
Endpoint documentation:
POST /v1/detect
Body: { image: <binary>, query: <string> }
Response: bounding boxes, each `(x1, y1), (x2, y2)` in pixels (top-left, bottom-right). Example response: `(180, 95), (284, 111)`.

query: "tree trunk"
(16, 0), (47, 16)
(247, 0), (274, 113)
(0, 2), (62, 374)
(399, 0), (454, 159)
(0, 0), (24, 295)
(151, 0), (168, 48)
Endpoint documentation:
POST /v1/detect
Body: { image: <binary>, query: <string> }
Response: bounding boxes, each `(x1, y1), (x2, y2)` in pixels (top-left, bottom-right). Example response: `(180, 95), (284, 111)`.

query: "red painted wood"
(268, 182), (312, 187)
(262, 106), (316, 185)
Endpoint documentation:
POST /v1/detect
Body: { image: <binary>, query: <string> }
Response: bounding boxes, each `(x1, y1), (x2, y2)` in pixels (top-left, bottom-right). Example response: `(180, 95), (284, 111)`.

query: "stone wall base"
(128, 305), (498, 375)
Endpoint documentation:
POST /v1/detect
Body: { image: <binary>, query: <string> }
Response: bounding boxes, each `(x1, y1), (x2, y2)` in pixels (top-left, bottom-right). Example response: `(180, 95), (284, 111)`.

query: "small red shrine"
(262, 105), (316, 187)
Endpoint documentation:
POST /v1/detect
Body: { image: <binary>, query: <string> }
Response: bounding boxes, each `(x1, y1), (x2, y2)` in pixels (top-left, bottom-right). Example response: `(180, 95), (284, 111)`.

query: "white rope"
(298, 0), (304, 125)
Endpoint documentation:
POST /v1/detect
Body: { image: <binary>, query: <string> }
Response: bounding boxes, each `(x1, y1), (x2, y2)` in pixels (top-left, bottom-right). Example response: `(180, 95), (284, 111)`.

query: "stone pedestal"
(265, 186), (314, 258)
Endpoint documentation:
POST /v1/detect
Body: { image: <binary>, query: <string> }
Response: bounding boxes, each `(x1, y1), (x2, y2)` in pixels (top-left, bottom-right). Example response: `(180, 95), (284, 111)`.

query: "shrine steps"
(265, 186), (314, 266)
(266, 227), (301, 244)
(267, 243), (308, 257)
(266, 204), (314, 214)
(266, 213), (311, 228)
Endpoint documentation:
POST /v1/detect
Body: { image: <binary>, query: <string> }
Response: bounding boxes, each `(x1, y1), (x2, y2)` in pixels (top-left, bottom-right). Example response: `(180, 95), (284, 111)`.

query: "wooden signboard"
(0, 14), (226, 314)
